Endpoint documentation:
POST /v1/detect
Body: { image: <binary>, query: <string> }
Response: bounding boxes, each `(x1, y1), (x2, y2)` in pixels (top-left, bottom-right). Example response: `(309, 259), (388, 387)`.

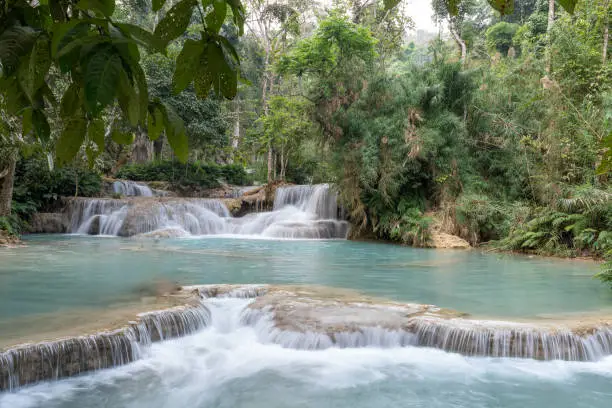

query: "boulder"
(28, 213), (67, 234)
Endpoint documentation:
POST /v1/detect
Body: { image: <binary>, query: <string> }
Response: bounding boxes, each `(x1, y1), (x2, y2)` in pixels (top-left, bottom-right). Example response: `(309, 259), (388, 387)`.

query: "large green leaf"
(557, 0), (578, 14)
(56, 116), (87, 165)
(117, 67), (140, 126)
(0, 26), (37, 75)
(161, 102), (188, 162)
(205, 0), (227, 34)
(114, 23), (165, 53)
(22, 36), (52, 100)
(486, 0), (514, 15)
(383, 0), (401, 11)
(152, 0), (167, 12)
(32, 109), (51, 143)
(22, 108), (33, 137)
(60, 83), (81, 118)
(51, 20), (87, 56)
(111, 128), (135, 144)
(87, 118), (106, 151)
(147, 104), (165, 141)
(131, 63), (149, 123)
(84, 46), (122, 115)
(173, 39), (204, 93)
(206, 42), (236, 98)
(76, 0), (116, 17)
(154, 0), (197, 47)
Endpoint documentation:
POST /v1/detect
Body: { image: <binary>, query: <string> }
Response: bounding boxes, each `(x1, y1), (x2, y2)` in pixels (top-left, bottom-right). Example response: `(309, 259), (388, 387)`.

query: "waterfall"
(113, 181), (153, 197)
(274, 184), (340, 219)
(195, 285), (612, 362)
(3, 285), (612, 391)
(67, 184), (350, 239)
(67, 198), (230, 237)
(0, 304), (210, 391)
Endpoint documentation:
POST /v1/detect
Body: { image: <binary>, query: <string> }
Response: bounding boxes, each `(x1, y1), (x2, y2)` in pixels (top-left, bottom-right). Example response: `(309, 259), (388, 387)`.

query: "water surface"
(0, 235), (608, 325)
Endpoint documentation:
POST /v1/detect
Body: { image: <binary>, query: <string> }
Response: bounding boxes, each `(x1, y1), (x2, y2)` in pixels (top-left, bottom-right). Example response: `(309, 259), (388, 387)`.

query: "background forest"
(1, 0), (611, 283)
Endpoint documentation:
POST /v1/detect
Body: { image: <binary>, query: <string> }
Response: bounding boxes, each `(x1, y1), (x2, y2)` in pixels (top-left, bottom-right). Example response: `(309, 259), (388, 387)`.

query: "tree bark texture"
(0, 155), (16, 217)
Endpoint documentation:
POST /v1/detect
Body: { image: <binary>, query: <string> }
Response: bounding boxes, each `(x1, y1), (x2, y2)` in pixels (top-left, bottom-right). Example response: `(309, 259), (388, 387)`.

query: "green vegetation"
(116, 161), (247, 189)
(1, 0), (611, 286)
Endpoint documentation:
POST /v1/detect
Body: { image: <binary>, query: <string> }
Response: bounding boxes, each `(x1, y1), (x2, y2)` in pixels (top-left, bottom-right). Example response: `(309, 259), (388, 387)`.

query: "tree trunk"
(448, 22), (467, 67)
(546, 0), (555, 73)
(280, 144), (285, 181)
(153, 137), (164, 161)
(604, 0), (610, 64)
(0, 155), (16, 217)
(231, 98), (241, 152)
(131, 127), (153, 164)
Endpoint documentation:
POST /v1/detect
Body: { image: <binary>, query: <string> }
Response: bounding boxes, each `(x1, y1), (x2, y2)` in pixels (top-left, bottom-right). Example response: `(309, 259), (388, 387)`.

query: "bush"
(13, 156), (102, 216)
(115, 161), (248, 189)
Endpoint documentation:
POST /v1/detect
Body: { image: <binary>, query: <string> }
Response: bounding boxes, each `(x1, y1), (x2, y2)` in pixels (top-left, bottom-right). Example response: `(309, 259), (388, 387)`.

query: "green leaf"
(219, 36), (239, 63)
(131, 62), (149, 123)
(56, 116), (87, 165)
(88, 118), (106, 151)
(154, 0), (197, 47)
(0, 26), (37, 75)
(111, 128), (135, 144)
(76, 0), (116, 17)
(22, 108), (33, 137)
(117, 67), (140, 126)
(147, 105), (165, 141)
(173, 38), (204, 93)
(152, 0), (167, 12)
(32, 109), (51, 143)
(23, 36), (52, 100)
(51, 20), (86, 57)
(383, 0), (401, 11)
(486, 0), (514, 15)
(557, 0), (578, 14)
(205, 0), (227, 34)
(161, 102), (188, 162)
(60, 83), (81, 118)
(56, 34), (109, 59)
(114, 23), (165, 52)
(84, 46), (122, 115)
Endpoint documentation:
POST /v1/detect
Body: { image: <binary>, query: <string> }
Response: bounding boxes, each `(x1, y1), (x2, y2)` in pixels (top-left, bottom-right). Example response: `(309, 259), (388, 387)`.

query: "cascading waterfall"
(67, 184), (350, 239)
(113, 181), (153, 197)
(2, 286), (612, 392)
(0, 304), (210, 391)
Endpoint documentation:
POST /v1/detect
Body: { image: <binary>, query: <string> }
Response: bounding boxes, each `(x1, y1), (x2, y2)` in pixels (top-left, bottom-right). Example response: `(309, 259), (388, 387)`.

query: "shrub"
(13, 156), (102, 216)
(115, 161), (248, 189)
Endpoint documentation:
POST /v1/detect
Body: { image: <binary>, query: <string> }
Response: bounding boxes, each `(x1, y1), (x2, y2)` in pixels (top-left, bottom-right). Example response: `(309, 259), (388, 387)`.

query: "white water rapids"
(2, 298), (612, 408)
(68, 184), (350, 239)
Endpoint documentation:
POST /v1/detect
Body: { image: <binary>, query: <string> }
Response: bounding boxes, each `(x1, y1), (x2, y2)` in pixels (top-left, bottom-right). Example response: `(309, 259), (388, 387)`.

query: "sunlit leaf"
(84, 46), (122, 114)
(154, 0), (197, 47)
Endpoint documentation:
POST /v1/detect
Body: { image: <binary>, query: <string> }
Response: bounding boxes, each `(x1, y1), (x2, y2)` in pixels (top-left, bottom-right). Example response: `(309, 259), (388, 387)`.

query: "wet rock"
(28, 213), (68, 234)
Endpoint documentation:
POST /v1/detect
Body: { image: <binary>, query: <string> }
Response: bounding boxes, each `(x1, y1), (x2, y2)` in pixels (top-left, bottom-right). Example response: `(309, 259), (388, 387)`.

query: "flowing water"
(112, 181), (154, 197)
(67, 184), (349, 239)
(1, 183), (611, 405)
(2, 298), (612, 408)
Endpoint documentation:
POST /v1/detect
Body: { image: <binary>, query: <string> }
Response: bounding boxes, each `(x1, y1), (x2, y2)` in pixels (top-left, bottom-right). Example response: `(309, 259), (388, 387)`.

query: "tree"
(0, 0), (245, 216)
(243, 0), (309, 182)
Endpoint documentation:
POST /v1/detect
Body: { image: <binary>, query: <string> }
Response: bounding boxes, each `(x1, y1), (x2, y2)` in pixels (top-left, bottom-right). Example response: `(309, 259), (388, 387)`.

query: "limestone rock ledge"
(189, 284), (612, 361)
(0, 297), (209, 391)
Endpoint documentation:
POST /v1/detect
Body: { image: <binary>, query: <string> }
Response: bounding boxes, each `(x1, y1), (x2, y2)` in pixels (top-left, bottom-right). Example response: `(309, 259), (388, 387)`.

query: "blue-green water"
(2, 235), (612, 408)
(0, 235), (609, 322)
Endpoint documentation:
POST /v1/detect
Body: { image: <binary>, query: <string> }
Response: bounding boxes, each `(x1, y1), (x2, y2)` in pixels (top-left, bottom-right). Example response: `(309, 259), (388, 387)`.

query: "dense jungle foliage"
(1, 0), (611, 284)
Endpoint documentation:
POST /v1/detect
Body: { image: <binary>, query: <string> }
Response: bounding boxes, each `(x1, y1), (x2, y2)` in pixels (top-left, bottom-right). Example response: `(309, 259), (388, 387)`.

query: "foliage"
(0, 0), (244, 166)
(485, 22), (520, 54)
(13, 155), (102, 215)
(376, 206), (433, 247)
(116, 160), (248, 188)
